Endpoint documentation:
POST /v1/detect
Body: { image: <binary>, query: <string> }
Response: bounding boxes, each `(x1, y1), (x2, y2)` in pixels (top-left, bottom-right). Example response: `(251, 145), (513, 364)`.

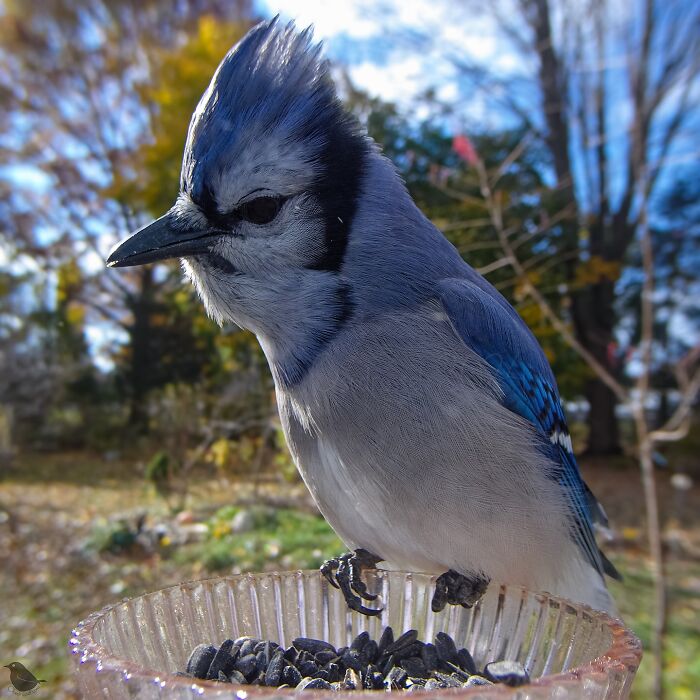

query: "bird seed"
(182, 627), (531, 690)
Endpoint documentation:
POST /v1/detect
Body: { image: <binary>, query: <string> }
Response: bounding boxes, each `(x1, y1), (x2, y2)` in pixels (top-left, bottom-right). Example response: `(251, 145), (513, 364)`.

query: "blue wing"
(438, 277), (619, 580)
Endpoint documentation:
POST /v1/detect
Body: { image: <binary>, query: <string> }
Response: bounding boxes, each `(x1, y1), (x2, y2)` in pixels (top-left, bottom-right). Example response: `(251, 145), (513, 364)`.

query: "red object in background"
(452, 134), (478, 166)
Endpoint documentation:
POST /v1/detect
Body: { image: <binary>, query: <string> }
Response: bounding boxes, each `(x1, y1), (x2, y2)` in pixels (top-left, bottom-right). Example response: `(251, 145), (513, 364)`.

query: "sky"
(255, 0), (527, 127)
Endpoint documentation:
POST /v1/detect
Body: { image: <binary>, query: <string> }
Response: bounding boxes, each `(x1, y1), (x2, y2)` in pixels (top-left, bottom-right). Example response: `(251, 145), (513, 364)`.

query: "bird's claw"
(431, 570), (490, 613)
(321, 548), (383, 616)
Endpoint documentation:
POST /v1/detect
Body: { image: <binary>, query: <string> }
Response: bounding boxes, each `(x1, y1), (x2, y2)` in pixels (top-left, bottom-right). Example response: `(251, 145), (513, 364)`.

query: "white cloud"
(257, 0), (376, 38)
(257, 0), (521, 112)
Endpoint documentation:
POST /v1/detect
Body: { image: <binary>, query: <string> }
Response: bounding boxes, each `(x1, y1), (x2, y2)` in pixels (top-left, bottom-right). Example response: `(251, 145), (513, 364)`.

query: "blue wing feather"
(438, 277), (617, 580)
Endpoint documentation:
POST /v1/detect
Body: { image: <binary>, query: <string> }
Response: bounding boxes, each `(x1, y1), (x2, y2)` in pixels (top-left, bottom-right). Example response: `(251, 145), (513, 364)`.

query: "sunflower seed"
(298, 677), (332, 690)
(264, 650), (285, 686)
(434, 632), (458, 664)
(456, 647), (477, 674)
(186, 644), (217, 678)
(386, 629), (418, 655)
(464, 675), (494, 686)
(293, 637), (337, 655)
(484, 660), (530, 687)
(207, 639), (237, 680)
(228, 669), (247, 685)
(282, 664), (302, 687)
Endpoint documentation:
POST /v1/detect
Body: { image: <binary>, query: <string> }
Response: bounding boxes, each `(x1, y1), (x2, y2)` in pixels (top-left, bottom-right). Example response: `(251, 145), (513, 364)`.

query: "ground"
(0, 451), (698, 699)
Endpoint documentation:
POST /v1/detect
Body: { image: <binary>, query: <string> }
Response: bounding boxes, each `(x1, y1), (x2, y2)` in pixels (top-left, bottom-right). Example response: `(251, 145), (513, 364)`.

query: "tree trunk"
(585, 372), (620, 454)
(127, 267), (155, 432)
(571, 272), (622, 455)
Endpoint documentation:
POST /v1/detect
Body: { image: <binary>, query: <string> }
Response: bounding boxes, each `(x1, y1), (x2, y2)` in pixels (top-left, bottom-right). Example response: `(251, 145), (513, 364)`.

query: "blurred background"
(0, 0), (698, 697)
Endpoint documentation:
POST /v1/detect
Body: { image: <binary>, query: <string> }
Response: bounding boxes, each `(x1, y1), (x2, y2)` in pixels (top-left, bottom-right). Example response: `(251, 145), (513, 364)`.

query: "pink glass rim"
(69, 571), (642, 696)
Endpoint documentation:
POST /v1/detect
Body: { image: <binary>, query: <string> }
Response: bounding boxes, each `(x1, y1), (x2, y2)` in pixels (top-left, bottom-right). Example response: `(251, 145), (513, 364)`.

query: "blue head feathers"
(181, 17), (368, 261)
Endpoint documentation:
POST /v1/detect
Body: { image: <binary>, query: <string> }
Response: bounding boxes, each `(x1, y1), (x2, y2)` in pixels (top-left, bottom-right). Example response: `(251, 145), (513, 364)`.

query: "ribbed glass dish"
(70, 570), (641, 699)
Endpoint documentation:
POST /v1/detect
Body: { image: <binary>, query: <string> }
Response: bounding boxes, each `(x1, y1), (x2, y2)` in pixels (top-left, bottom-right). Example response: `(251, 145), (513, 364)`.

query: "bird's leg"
(431, 570), (490, 613)
(320, 548), (383, 616)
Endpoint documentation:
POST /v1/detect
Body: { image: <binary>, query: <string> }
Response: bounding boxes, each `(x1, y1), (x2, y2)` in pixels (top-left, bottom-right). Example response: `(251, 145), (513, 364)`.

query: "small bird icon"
(4, 662), (45, 692)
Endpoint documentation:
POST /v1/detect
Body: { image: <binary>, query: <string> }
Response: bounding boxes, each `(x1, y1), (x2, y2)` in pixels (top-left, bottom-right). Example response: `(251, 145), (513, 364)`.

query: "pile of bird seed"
(181, 628), (530, 691)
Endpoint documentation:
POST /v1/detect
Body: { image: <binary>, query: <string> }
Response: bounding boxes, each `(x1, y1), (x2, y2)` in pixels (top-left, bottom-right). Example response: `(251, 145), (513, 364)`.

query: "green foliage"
(85, 518), (141, 555)
(145, 450), (171, 488)
(176, 506), (343, 572)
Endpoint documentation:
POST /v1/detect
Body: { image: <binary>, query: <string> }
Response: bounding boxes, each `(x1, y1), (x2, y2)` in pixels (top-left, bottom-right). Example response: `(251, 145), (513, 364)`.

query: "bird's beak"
(106, 210), (216, 268)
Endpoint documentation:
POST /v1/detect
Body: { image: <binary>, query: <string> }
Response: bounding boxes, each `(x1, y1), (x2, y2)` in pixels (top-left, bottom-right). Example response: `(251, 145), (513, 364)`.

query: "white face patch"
(171, 194), (208, 231)
(208, 127), (322, 214)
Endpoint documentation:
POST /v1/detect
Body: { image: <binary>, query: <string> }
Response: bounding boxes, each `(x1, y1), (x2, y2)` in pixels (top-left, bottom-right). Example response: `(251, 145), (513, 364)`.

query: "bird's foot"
(321, 548), (383, 616)
(431, 570), (490, 613)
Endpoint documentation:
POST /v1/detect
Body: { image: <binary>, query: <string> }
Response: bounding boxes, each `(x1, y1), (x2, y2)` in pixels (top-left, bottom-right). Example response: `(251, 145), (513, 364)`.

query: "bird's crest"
(181, 17), (358, 212)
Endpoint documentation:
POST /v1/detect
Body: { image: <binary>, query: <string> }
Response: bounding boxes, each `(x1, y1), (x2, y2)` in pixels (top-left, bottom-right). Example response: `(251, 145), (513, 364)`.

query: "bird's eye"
(240, 196), (284, 225)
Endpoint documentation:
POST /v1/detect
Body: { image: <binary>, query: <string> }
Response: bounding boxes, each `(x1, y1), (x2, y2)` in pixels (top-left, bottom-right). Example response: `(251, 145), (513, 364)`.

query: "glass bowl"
(69, 570), (641, 698)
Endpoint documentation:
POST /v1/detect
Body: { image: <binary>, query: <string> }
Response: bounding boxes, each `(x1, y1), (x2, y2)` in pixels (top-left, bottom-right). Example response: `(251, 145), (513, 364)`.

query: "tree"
(379, 0), (700, 453)
(0, 0), (257, 431)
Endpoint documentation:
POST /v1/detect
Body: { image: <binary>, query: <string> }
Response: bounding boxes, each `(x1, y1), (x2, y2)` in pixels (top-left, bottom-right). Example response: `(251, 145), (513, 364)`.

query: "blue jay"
(108, 19), (620, 615)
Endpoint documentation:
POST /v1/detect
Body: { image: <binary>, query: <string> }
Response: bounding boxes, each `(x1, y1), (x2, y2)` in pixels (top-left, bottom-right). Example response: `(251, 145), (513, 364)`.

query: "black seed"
(234, 653), (258, 681)
(424, 679), (443, 690)
(420, 643), (439, 671)
(376, 626), (394, 657)
(255, 650), (267, 673)
(207, 639), (237, 680)
(283, 646), (298, 664)
(445, 662), (470, 681)
(228, 669), (247, 685)
(264, 650), (285, 686)
(434, 632), (458, 664)
(340, 649), (363, 672)
(464, 675), (494, 686)
(393, 641), (424, 661)
(456, 647), (477, 674)
(282, 664), (302, 687)
(186, 644), (217, 678)
(297, 650), (314, 666)
(350, 631), (370, 652)
(313, 669), (330, 681)
(233, 636), (255, 647)
(293, 637), (336, 655)
(386, 629), (418, 654)
(361, 639), (378, 664)
(484, 660), (530, 687)
(400, 657), (428, 678)
(384, 666), (408, 689)
(326, 662), (342, 683)
(298, 677), (332, 690)
(342, 668), (361, 690)
(315, 650), (337, 666)
(369, 671), (384, 689)
(407, 677), (426, 687)
(239, 638), (258, 657)
(299, 660), (319, 677)
(434, 672), (461, 688)
(381, 653), (397, 676)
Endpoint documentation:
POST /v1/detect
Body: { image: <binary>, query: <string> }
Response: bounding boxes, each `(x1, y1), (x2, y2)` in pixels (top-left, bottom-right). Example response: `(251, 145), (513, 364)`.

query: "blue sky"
(255, 0), (528, 127)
